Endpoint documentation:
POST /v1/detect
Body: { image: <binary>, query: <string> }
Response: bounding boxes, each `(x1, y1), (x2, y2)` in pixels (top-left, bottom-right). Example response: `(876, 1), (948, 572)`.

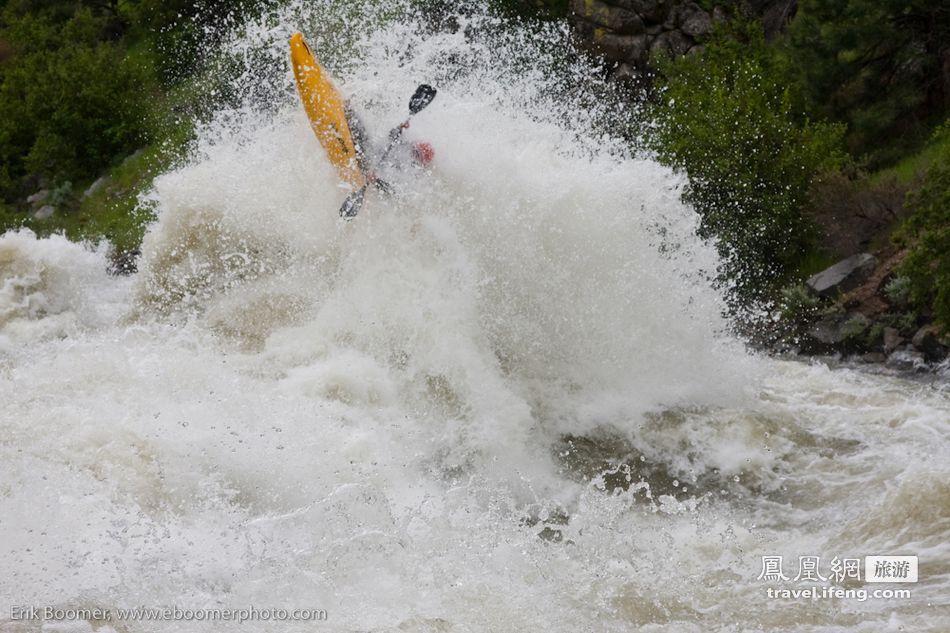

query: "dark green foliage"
(0, 0), (260, 254)
(898, 123), (950, 327)
(0, 0), (269, 199)
(0, 3), (156, 195)
(788, 0), (950, 166)
(651, 19), (845, 302)
(120, 0), (270, 82)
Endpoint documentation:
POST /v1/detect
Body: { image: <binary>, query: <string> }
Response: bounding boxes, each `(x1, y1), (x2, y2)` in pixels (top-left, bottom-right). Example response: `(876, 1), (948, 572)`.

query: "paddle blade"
(409, 84), (437, 115)
(339, 187), (366, 218)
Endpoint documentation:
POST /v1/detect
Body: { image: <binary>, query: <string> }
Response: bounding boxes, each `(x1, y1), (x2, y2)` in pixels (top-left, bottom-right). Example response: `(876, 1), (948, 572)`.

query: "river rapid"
(1, 2), (948, 631)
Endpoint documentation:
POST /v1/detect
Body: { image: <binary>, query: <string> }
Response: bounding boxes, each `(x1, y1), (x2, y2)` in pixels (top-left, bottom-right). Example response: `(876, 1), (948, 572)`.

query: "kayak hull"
(289, 33), (366, 189)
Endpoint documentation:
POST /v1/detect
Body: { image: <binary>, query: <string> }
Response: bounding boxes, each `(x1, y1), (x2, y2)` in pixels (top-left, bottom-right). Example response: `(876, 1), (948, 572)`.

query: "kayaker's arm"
(338, 84), (437, 218)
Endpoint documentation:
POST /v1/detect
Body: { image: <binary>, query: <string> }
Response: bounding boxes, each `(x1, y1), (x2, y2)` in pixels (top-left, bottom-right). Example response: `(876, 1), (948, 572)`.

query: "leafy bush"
(840, 314), (869, 341)
(883, 275), (913, 308)
(0, 5), (156, 196)
(650, 18), (845, 303)
(898, 123), (950, 327)
(779, 283), (819, 322)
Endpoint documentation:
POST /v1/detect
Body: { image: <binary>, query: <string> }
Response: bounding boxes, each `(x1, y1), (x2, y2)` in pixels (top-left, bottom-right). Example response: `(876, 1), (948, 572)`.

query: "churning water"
(1, 2), (948, 631)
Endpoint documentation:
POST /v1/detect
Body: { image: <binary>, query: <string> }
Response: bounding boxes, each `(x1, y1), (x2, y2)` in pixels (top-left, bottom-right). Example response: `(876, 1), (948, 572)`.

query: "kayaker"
(344, 103), (435, 176)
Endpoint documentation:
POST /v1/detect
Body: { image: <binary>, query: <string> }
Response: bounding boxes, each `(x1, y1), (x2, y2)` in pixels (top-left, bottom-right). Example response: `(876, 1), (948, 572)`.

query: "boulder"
(32, 205), (55, 220)
(680, 9), (712, 38)
(613, 0), (671, 23)
(571, 0), (645, 34)
(800, 312), (868, 354)
(650, 30), (691, 58)
(801, 316), (848, 352)
(121, 148), (144, 166)
(83, 176), (108, 199)
(583, 29), (651, 64)
(806, 253), (878, 298)
(662, 3), (681, 29)
(882, 327), (904, 355)
(27, 189), (50, 206)
(911, 325), (946, 362)
(667, 29), (692, 55)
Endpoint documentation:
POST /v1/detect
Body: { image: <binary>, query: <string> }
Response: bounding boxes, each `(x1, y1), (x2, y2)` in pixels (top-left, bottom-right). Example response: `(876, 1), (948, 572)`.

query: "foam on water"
(1, 2), (948, 631)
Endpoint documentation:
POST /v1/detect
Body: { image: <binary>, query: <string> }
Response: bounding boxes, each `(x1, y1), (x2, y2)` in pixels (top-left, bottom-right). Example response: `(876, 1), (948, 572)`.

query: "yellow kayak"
(289, 32), (366, 189)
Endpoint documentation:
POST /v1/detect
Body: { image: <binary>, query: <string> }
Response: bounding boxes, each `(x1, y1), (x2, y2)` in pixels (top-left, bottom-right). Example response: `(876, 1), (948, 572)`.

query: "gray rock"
(571, 0), (645, 34)
(649, 31), (669, 57)
(83, 176), (108, 199)
(667, 29), (692, 55)
(862, 352), (887, 363)
(801, 312), (868, 353)
(649, 29), (692, 58)
(806, 316), (848, 347)
(911, 325), (946, 362)
(121, 148), (144, 166)
(585, 30), (650, 64)
(662, 4), (680, 29)
(649, 31), (674, 57)
(806, 253), (877, 298)
(32, 204), (55, 220)
(681, 9), (712, 38)
(27, 189), (50, 206)
(623, 33), (651, 63)
(614, 0), (670, 23)
(882, 327), (904, 355)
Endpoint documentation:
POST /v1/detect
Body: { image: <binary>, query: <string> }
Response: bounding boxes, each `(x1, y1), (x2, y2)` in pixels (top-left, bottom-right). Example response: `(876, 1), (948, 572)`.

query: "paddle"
(339, 84), (437, 218)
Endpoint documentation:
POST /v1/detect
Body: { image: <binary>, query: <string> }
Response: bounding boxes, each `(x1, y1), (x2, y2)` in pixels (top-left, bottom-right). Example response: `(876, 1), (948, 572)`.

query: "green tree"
(651, 18), (845, 303)
(788, 0), (950, 166)
(0, 4), (155, 194)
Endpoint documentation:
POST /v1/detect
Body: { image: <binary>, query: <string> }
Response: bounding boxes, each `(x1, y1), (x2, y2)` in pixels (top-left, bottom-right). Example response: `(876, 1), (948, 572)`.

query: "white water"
(2, 2), (948, 631)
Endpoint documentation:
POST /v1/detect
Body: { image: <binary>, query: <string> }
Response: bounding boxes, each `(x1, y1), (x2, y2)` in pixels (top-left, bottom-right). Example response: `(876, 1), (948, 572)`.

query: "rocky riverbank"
(567, 0), (949, 374)
(766, 250), (949, 372)
(568, 0), (793, 81)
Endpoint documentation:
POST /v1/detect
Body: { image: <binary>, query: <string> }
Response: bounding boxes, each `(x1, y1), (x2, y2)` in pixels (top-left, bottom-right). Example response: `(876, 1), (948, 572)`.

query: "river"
(1, 2), (947, 631)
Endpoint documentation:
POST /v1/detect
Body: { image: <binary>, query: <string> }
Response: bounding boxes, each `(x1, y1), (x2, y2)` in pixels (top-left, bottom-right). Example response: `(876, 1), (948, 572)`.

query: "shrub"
(883, 275), (913, 308)
(0, 6), (156, 196)
(779, 283), (820, 322)
(650, 18), (845, 304)
(840, 314), (869, 341)
(898, 123), (950, 327)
